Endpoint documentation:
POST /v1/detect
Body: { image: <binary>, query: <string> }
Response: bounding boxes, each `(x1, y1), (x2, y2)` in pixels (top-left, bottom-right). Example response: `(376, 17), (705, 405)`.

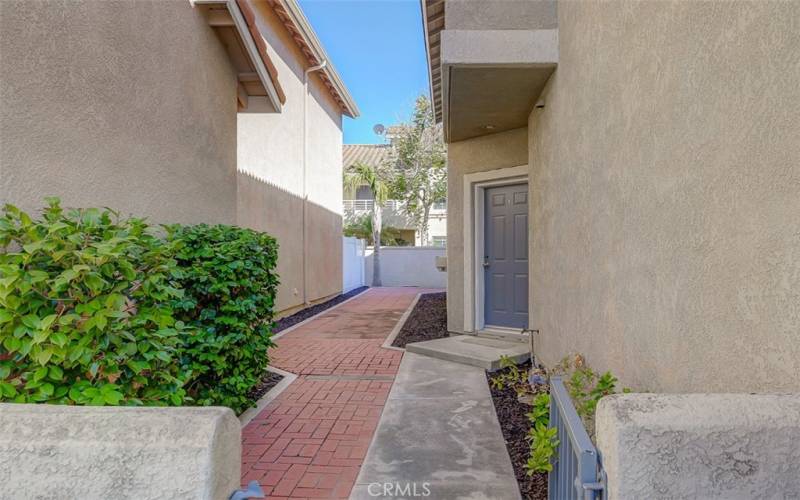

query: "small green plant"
(526, 393), (550, 428)
(553, 354), (629, 439)
(491, 356), (557, 474)
(490, 355), (531, 398)
(523, 393), (557, 474)
(491, 353), (630, 474)
(526, 423), (559, 474)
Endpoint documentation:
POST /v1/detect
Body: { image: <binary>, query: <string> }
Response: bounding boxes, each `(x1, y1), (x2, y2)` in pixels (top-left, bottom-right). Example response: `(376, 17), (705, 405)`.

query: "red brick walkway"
(241, 288), (431, 499)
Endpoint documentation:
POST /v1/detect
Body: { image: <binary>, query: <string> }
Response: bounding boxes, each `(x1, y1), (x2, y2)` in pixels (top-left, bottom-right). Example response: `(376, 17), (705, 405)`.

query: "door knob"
(482, 257), (490, 268)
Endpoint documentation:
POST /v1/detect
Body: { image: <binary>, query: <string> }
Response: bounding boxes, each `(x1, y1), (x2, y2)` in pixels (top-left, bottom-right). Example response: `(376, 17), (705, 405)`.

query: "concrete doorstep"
(351, 352), (521, 500)
(405, 334), (530, 371)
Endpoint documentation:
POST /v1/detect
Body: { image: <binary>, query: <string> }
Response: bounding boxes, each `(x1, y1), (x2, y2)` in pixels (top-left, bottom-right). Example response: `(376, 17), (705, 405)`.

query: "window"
(431, 236), (447, 247)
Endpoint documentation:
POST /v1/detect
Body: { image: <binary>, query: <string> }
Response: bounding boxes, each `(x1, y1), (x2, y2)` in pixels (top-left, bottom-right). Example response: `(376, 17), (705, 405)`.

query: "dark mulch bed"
(487, 361), (548, 500)
(247, 370), (284, 402)
(273, 286), (368, 333)
(391, 292), (448, 348)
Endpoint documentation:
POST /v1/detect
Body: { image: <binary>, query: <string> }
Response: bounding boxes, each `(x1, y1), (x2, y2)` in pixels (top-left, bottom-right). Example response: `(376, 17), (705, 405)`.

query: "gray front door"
(484, 183), (528, 329)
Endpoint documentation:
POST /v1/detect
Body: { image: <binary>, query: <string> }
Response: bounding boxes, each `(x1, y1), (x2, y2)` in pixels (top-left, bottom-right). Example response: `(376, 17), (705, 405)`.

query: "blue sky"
(299, 0), (429, 144)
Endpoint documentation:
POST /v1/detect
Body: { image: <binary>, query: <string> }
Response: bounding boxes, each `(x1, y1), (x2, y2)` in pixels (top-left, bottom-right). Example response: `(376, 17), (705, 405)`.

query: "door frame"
(462, 165), (528, 333)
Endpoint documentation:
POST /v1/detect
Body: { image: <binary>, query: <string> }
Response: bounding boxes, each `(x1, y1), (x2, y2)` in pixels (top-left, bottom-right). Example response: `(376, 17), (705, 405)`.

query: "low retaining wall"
(0, 404), (241, 500)
(365, 246), (447, 288)
(596, 393), (800, 499)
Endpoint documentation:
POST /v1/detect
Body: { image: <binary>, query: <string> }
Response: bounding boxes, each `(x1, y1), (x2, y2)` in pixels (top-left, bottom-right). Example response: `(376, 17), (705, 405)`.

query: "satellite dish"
(373, 124), (385, 135)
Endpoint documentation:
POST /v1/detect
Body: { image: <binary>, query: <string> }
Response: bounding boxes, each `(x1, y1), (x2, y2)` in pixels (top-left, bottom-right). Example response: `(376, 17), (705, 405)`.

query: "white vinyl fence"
(365, 246), (447, 288)
(342, 236), (366, 292)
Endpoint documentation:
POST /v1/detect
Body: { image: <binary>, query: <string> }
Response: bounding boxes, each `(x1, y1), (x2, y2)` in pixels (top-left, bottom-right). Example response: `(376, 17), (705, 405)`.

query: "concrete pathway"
(241, 288), (435, 499)
(351, 352), (521, 500)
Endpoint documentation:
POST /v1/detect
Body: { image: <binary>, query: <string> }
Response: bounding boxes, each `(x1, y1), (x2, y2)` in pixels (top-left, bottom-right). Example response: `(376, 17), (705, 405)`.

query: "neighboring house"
(233, 0), (358, 315)
(0, 0), (358, 317)
(422, 0), (799, 393)
(343, 144), (447, 246)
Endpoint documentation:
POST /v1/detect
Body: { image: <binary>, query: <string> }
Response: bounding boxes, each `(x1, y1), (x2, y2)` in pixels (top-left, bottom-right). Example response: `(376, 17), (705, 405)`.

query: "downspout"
(302, 60), (327, 306)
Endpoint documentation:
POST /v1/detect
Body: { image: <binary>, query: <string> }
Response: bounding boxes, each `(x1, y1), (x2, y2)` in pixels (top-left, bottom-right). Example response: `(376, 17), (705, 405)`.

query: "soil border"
(486, 361), (548, 500)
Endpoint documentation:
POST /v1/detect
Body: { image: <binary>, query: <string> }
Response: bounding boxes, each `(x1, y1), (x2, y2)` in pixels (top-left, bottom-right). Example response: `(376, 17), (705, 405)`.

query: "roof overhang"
(422, 0), (559, 142)
(421, 0), (444, 123)
(267, 0), (360, 118)
(193, 0), (286, 112)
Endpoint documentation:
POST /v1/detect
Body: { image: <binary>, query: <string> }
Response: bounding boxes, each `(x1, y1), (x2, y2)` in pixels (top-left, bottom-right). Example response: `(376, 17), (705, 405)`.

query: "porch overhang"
(422, 1), (559, 143)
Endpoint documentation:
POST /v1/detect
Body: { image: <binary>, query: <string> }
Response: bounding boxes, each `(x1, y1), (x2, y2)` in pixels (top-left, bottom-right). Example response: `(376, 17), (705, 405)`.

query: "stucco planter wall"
(0, 404), (241, 500)
(596, 393), (800, 499)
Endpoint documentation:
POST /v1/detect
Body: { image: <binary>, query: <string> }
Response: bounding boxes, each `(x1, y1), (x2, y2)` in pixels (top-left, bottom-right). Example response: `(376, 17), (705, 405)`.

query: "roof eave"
(278, 0), (360, 118)
(193, 0), (284, 112)
(420, 0), (438, 123)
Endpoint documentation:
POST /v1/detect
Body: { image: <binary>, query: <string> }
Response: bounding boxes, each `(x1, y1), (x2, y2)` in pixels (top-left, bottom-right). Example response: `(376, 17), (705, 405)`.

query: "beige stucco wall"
(445, 0), (557, 31)
(236, 1), (344, 314)
(446, 127), (528, 332)
(528, 1), (800, 392)
(0, 0), (238, 225)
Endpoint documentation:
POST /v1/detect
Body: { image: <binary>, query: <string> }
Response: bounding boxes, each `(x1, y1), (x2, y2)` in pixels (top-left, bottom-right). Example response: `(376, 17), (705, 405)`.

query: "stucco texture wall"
(445, 0), (557, 31)
(596, 394), (800, 499)
(365, 247), (447, 289)
(528, 1), (800, 392)
(446, 127), (528, 332)
(0, 0), (238, 225)
(236, 1), (344, 314)
(0, 404), (241, 500)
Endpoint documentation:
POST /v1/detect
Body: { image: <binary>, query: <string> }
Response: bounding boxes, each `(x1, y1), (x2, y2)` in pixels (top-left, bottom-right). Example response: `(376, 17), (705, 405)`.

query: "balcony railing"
(344, 200), (404, 212)
(344, 200), (446, 213)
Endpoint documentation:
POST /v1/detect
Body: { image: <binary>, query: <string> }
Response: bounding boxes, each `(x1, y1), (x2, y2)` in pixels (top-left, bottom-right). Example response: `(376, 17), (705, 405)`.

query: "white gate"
(342, 236), (366, 292)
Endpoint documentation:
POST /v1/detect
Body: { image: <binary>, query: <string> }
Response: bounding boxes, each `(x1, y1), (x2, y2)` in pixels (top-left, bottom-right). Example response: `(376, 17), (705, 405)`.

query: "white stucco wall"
(365, 247), (447, 288)
(0, 0), (238, 225)
(236, 2), (345, 314)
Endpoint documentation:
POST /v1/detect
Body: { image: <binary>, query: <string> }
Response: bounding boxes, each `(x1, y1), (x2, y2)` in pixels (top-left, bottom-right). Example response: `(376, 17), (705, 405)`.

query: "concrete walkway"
(241, 288), (435, 499)
(351, 352), (521, 500)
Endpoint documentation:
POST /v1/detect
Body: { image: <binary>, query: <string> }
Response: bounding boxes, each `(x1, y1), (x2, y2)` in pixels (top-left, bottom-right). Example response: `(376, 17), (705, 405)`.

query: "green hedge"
(0, 199), (278, 413)
(168, 224), (278, 413)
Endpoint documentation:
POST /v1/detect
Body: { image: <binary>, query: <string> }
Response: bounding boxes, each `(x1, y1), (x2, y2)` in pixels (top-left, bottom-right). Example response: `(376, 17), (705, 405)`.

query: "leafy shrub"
(167, 224), (279, 414)
(0, 199), (190, 406)
(343, 214), (411, 246)
(0, 201), (281, 414)
(490, 354), (629, 474)
(552, 354), (630, 438)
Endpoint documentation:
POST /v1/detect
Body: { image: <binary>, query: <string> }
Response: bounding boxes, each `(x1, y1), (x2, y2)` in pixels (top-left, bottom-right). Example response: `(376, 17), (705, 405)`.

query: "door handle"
(482, 256), (490, 268)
